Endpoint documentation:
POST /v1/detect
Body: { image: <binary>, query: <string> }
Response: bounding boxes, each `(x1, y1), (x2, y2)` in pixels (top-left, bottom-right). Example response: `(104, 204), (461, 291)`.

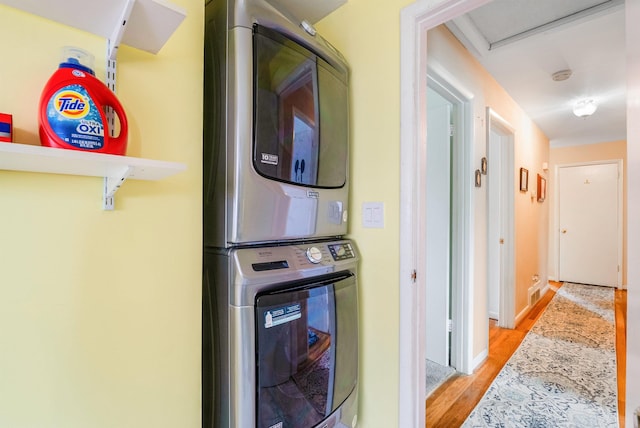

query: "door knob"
(561, 229), (567, 234)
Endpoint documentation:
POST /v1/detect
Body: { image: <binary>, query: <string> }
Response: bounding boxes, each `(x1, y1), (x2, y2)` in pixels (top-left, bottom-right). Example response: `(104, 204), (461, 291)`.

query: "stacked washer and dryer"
(202, 1), (358, 427)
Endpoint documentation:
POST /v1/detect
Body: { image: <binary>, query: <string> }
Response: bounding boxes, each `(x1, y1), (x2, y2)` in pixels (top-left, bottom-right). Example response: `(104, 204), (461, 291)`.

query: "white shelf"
(0, 1), (187, 209)
(0, 142), (186, 209)
(0, 142), (185, 180)
(0, 0), (186, 55)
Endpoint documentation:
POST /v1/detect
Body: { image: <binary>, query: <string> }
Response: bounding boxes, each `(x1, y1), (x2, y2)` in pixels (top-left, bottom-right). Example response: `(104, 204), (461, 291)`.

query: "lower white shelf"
(0, 141), (187, 209)
(0, 141), (186, 179)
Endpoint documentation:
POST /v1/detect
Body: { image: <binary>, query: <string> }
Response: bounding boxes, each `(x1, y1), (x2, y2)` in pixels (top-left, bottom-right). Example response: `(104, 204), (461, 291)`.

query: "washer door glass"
(255, 274), (357, 428)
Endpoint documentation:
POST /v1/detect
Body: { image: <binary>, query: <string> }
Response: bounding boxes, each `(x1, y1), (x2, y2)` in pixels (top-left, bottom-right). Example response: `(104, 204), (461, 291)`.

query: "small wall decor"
(519, 167), (529, 192)
(537, 174), (546, 202)
(481, 157), (488, 175)
(475, 169), (481, 187)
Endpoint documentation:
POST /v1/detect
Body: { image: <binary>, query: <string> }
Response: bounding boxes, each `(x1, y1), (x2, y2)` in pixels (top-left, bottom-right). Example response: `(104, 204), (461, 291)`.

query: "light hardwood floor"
(425, 281), (627, 427)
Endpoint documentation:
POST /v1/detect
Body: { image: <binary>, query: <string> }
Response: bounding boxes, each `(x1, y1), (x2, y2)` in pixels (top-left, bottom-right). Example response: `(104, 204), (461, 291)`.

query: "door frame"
(553, 159), (624, 289)
(424, 82), (452, 368)
(399, 0), (491, 426)
(400, 1), (638, 427)
(486, 108), (516, 328)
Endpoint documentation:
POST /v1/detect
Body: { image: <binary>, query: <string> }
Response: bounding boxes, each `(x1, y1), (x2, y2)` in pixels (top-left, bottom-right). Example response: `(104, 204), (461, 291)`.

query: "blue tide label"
(0, 119), (11, 140)
(0, 122), (9, 138)
(46, 84), (104, 150)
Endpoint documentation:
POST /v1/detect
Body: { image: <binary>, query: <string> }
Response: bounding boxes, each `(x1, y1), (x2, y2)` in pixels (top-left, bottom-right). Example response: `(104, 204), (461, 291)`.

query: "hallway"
(425, 281), (627, 427)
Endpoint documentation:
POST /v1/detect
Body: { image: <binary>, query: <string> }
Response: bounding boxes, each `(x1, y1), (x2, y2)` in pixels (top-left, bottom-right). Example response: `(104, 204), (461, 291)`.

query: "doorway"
(398, 1), (503, 426)
(424, 73), (472, 375)
(425, 84), (453, 368)
(399, 1), (636, 427)
(426, 68), (474, 375)
(486, 108), (515, 328)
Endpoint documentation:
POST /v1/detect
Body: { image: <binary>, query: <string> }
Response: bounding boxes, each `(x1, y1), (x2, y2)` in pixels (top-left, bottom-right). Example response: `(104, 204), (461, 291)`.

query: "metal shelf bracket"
(106, 0), (135, 96)
(107, 0), (136, 61)
(102, 0), (136, 211)
(103, 166), (133, 210)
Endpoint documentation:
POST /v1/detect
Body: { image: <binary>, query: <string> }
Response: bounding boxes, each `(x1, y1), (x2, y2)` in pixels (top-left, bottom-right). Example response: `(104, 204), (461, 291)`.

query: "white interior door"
(558, 163), (620, 287)
(486, 108), (515, 328)
(487, 128), (502, 321)
(425, 88), (451, 366)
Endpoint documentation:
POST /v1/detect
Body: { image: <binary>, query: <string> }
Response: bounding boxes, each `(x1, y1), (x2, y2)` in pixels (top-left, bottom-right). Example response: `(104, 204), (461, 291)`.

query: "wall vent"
(528, 284), (541, 307)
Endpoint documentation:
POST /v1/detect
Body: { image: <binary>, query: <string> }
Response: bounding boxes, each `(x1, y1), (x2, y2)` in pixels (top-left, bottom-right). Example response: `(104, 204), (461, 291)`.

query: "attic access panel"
(465, 0), (622, 49)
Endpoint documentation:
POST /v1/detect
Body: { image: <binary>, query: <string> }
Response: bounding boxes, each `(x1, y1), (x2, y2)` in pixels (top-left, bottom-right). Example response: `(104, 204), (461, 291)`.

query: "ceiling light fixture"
(573, 99), (598, 117)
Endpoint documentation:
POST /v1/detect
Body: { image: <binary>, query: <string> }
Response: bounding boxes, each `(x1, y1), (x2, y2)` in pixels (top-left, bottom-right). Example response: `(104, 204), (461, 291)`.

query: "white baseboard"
(515, 305), (529, 326)
(471, 348), (488, 372)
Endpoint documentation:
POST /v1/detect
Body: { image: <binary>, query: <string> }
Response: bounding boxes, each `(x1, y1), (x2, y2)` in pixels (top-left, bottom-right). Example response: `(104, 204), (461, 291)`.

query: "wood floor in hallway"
(425, 281), (627, 427)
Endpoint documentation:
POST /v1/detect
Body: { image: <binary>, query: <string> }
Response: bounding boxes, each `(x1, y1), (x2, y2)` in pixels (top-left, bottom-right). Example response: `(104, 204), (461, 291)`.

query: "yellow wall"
(316, 0), (412, 425)
(0, 1), (555, 427)
(548, 140), (627, 284)
(0, 2), (202, 427)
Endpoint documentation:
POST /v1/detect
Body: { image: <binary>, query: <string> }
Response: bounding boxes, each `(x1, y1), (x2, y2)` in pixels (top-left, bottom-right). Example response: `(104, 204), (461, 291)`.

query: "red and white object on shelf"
(0, 113), (12, 142)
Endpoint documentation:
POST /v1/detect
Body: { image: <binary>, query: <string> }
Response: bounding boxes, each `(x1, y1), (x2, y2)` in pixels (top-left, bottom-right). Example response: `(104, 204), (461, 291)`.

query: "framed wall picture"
(520, 167), (529, 192)
(537, 174), (546, 202)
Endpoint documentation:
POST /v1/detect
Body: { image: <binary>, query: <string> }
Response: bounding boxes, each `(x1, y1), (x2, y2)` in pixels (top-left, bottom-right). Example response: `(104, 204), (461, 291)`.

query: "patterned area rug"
(463, 283), (618, 427)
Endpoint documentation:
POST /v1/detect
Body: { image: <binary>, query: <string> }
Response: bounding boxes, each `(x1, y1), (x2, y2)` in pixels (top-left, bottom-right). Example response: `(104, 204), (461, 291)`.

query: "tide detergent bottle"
(39, 47), (128, 155)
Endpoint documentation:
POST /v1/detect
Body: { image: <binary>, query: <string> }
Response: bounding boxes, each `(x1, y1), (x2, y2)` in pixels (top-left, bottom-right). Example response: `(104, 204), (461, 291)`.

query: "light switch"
(362, 202), (384, 228)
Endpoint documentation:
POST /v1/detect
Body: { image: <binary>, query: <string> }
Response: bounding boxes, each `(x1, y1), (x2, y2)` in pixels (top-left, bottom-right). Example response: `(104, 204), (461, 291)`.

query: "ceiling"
(445, 0), (626, 147)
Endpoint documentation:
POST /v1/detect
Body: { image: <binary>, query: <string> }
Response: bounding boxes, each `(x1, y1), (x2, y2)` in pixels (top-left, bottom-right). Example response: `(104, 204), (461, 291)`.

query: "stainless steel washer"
(203, 239), (359, 428)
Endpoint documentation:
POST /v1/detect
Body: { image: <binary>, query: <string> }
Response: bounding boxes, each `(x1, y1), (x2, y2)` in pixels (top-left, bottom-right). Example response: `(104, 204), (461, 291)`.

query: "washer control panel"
(239, 240), (358, 276)
(328, 242), (355, 261)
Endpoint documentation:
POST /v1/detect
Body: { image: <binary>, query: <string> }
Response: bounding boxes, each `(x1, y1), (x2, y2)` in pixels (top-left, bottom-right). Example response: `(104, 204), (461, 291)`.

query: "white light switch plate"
(362, 202), (384, 228)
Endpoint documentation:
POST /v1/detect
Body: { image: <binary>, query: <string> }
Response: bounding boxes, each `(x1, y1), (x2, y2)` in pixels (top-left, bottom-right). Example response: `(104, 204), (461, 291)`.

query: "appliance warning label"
(264, 304), (301, 328)
(260, 153), (279, 165)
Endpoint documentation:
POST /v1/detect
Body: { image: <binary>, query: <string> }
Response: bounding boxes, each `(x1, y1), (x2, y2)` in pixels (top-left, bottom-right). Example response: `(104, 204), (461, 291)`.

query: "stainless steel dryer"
(204, 0), (350, 248)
